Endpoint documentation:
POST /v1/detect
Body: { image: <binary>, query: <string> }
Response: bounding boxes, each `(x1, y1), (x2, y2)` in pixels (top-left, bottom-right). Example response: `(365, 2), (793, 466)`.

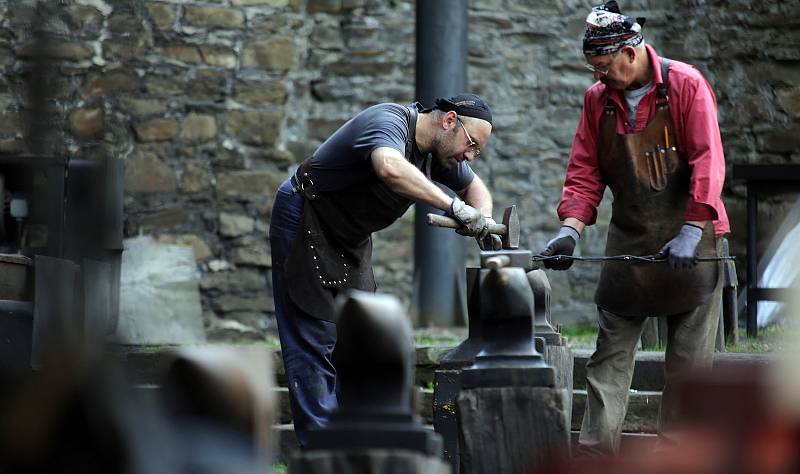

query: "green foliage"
(272, 462), (287, 474)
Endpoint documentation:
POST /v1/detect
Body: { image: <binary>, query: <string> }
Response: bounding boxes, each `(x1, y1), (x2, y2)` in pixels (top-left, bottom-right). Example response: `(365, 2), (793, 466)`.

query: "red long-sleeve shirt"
(557, 44), (730, 236)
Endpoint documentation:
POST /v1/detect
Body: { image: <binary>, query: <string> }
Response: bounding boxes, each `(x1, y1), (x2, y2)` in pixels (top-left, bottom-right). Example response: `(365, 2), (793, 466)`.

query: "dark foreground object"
(293, 290), (445, 473)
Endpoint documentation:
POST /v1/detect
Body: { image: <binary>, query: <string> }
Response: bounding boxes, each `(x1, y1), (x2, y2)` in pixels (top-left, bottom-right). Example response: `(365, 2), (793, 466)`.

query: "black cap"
(421, 93), (493, 125)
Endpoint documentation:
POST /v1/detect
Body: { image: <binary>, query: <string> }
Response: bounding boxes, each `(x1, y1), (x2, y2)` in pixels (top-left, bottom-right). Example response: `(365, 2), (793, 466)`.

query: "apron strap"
(656, 58), (671, 108)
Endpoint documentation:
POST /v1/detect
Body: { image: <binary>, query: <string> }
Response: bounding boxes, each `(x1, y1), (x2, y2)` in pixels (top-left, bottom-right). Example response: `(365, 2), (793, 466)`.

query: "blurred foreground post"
(291, 290), (448, 474)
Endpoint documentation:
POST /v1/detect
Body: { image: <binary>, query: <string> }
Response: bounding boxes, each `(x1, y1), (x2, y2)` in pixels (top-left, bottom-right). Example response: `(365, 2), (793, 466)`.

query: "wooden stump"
(457, 387), (570, 474)
(542, 339), (573, 430)
(289, 449), (450, 474)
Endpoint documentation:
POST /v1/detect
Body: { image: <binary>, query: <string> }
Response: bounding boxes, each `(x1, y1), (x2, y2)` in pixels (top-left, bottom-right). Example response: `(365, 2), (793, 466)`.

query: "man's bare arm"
(456, 175), (493, 217)
(371, 147), (452, 211)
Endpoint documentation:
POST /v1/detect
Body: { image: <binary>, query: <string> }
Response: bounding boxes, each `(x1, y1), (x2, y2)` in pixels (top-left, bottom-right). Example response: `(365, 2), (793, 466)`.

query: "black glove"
(476, 217), (502, 250)
(658, 223), (703, 269)
(447, 198), (489, 239)
(539, 225), (580, 270)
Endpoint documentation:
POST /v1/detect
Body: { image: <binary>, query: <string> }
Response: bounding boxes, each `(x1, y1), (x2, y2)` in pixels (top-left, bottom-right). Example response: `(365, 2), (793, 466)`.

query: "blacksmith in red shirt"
(538, 0), (730, 456)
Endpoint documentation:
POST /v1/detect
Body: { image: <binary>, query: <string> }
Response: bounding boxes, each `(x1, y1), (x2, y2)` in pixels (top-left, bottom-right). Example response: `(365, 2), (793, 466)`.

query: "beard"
(430, 131), (459, 169)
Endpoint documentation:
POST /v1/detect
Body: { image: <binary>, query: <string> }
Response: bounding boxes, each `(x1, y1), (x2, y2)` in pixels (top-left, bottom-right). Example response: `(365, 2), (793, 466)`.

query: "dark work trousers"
(578, 239), (724, 455)
(269, 178), (338, 447)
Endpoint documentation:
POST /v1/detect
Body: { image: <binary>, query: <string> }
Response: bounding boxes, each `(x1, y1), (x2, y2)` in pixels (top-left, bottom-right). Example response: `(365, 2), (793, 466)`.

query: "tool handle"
(426, 214), (507, 235)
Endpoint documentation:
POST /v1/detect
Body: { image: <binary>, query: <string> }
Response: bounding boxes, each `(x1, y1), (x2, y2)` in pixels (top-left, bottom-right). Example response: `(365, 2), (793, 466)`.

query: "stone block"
(219, 212), (255, 237)
(231, 244), (271, 267)
(217, 170), (285, 198)
(145, 72), (188, 97)
(200, 268), (268, 293)
(180, 113), (217, 143)
(242, 38), (294, 71)
(133, 209), (190, 233)
(156, 233), (213, 261)
(164, 45), (202, 64)
(181, 164), (212, 194)
(104, 38), (149, 59)
(199, 46), (237, 69)
(134, 118), (179, 142)
(307, 117), (346, 141)
(235, 80), (288, 104)
(84, 72), (139, 98)
(213, 295), (273, 313)
(776, 86), (800, 119)
(225, 110), (281, 145)
(124, 150), (177, 193)
(231, 0), (289, 5)
(183, 6), (245, 29)
(17, 41), (94, 61)
(307, 0), (342, 13)
(64, 5), (104, 33)
(109, 13), (143, 34)
(145, 2), (176, 30)
(68, 107), (104, 139)
(252, 148), (295, 167)
(731, 95), (772, 125)
(757, 124), (800, 153)
(117, 96), (167, 118)
(188, 69), (228, 101)
(324, 59), (396, 77)
(310, 19), (344, 49)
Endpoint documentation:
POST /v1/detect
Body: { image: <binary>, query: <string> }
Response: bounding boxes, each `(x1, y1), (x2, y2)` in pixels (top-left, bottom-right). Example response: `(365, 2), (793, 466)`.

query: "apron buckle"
(291, 172), (317, 200)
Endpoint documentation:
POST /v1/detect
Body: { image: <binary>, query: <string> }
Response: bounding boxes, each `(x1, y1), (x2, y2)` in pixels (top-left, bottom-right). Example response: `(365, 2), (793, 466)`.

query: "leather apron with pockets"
(594, 59), (718, 317)
(285, 107), (420, 323)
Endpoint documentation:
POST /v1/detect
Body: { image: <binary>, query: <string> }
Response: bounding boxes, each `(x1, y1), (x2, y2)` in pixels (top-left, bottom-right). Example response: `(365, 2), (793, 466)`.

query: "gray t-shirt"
(307, 103), (475, 193)
(623, 81), (652, 125)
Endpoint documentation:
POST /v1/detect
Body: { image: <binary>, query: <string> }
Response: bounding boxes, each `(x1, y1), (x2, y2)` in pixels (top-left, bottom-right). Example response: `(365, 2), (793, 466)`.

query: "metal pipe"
(413, 0), (469, 327)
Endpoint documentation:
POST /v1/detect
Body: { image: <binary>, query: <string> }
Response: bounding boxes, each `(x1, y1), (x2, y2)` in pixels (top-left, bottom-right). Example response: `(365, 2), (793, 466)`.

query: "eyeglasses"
(457, 118), (481, 157)
(584, 50), (621, 76)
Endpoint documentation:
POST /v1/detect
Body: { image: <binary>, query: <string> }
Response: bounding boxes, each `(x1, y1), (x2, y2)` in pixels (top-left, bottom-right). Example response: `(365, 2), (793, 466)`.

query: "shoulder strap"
(657, 58), (670, 107)
(404, 105), (418, 162)
(405, 105), (431, 178)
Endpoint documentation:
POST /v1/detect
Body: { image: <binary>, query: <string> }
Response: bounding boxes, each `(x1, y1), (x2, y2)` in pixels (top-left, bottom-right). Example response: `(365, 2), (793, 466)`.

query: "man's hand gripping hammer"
(426, 205), (520, 250)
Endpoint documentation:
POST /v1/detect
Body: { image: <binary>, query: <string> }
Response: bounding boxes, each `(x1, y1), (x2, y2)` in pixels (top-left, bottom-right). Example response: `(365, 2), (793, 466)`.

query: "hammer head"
(501, 205), (520, 249)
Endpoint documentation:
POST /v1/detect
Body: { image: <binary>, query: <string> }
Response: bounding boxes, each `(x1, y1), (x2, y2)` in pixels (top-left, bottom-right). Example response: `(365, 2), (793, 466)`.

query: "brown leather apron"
(594, 59), (718, 317)
(285, 107), (420, 323)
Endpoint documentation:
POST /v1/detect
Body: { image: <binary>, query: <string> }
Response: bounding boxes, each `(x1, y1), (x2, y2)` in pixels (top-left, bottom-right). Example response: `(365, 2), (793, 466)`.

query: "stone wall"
(0, 0), (797, 336)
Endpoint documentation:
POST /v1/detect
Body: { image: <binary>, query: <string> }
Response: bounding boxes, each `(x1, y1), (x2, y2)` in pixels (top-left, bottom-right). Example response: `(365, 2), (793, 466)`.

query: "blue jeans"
(269, 178), (338, 447)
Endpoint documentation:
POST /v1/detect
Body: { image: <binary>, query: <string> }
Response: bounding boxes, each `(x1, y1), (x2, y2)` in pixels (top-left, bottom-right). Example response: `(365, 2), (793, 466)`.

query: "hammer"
(426, 205), (520, 249)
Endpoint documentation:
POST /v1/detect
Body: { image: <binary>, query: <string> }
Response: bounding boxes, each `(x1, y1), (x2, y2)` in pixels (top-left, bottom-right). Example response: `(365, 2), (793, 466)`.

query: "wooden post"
(458, 387), (570, 474)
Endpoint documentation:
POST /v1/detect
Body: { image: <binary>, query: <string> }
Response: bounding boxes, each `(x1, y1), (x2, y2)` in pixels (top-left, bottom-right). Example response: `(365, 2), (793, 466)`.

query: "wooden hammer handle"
(426, 214), (507, 235)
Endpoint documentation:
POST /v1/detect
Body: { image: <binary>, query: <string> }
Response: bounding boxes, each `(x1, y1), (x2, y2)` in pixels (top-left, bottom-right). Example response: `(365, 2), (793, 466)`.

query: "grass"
(414, 328), (465, 347)
(272, 463), (287, 473)
(560, 323), (598, 349)
(560, 318), (791, 354)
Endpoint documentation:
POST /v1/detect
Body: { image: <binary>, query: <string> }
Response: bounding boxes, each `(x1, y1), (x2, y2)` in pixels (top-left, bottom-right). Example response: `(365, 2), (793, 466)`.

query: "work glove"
(447, 198), (489, 239)
(658, 223), (703, 269)
(476, 217), (503, 250)
(539, 225), (580, 270)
